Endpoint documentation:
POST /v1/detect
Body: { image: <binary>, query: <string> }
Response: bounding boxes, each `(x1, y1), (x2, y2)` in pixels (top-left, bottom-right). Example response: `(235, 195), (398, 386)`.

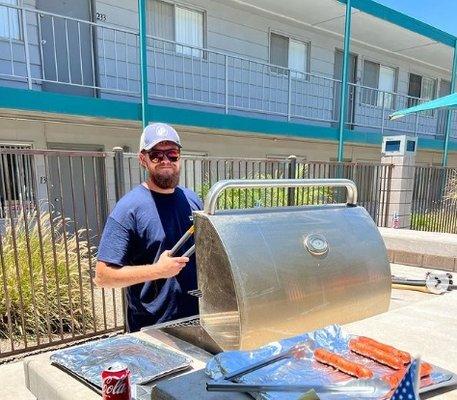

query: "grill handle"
(204, 179), (358, 215)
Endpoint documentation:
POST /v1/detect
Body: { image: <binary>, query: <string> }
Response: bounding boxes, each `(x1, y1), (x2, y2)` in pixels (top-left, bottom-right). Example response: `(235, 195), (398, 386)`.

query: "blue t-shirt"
(97, 184), (202, 332)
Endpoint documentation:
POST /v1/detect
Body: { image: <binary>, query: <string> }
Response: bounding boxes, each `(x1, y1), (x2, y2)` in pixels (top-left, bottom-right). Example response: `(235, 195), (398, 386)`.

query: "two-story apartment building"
(0, 0), (456, 166)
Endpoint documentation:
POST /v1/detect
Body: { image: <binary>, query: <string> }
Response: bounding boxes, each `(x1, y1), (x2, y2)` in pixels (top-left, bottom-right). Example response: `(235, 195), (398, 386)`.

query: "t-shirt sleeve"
(185, 188), (203, 210)
(97, 217), (132, 266)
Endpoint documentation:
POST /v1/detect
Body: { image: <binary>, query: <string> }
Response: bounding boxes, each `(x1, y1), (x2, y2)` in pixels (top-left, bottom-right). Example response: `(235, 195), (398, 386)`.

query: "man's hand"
(95, 250), (190, 288)
(154, 250), (189, 278)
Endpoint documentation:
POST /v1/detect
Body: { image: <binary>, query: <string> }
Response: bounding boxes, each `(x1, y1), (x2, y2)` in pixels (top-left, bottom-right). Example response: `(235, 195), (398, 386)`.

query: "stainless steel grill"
(149, 179), (391, 353)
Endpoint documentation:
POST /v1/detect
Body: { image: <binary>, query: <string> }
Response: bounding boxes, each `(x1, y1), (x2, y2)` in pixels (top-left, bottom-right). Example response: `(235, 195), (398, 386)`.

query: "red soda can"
(101, 362), (132, 400)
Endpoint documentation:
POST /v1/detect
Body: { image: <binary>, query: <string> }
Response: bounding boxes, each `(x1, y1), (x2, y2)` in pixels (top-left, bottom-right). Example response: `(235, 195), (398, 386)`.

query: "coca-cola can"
(102, 362), (131, 400)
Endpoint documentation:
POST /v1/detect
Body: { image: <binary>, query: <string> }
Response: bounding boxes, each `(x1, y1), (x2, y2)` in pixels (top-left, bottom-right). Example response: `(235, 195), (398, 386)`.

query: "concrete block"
(388, 190), (403, 205)
(387, 249), (395, 263)
(389, 178), (406, 191)
(422, 254), (455, 272)
(394, 250), (423, 267)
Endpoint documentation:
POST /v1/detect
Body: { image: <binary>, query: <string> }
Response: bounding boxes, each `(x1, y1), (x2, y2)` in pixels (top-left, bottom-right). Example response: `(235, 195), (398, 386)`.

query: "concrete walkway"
(0, 361), (35, 400)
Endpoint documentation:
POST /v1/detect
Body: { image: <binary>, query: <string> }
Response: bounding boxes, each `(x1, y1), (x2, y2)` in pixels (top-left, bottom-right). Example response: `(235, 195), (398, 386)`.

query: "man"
(95, 123), (202, 332)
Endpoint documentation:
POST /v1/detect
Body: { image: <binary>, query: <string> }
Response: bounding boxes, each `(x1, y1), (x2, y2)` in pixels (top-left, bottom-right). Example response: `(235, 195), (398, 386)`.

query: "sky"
(375, 0), (457, 36)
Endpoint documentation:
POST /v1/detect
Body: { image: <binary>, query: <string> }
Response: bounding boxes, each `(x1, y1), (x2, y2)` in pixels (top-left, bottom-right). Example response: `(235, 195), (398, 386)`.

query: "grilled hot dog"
(355, 336), (411, 364)
(349, 339), (404, 370)
(314, 348), (374, 379)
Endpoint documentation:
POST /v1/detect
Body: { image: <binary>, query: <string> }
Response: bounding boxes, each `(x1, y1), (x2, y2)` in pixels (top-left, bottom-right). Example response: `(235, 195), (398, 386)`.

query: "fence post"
(113, 147), (127, 332)
(287, 155), (297, 206)
(113, 147), (125, 201)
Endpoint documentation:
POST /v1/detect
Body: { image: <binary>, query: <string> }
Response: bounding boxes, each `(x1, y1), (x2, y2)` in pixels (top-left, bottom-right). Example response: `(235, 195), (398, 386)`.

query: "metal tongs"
(169, 225), (195, 258)
(169, 225), (202, 298)
(206, 344), (389, 397)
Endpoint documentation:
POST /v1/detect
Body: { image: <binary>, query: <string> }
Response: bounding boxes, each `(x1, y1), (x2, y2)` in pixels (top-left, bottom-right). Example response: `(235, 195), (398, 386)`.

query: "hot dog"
(355, 336), (411, 364)
(420, 362), (433, 377)
(314, 348), (374, 379)
(349, 339), (403, 370)
(384, 362), (433, 389)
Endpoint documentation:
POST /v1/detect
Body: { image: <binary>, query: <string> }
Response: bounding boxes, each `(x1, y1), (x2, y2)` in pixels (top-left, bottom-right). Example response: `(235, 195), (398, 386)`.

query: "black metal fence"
(411, 166), (457, 234)
(0, 147), (392, 358)
(0, 148), (123, 360)
(121, 152), (392, 226)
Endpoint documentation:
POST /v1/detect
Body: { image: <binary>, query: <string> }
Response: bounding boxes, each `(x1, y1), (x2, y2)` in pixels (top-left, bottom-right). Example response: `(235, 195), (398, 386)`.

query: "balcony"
(1, 2), (456, 140)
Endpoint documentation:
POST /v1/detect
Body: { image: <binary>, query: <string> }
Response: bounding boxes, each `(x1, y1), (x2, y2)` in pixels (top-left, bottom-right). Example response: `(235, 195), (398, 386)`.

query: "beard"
(150, 167), (180, 189)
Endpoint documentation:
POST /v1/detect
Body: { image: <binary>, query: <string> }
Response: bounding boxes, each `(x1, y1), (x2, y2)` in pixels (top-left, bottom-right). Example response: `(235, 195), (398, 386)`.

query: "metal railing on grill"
(410, 165), (457, 234)
(1, 2), (455, 140)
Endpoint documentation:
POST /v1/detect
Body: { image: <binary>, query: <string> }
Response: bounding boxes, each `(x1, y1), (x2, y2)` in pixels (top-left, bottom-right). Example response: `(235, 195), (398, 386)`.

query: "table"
(23, 264), (457, 399)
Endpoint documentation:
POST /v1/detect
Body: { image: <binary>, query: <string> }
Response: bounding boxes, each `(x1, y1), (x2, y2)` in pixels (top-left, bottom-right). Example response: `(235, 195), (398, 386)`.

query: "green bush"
(0, 209), (95, 339)
(411, 210), (457, 234)
(198, 166), (335, 209)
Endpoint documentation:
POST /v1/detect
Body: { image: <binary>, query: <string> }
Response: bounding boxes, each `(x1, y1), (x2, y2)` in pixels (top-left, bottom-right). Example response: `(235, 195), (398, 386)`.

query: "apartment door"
(46, 144), (107, 244)
(437, 79), (450, 136)
(37, 0), (95, 96)
(334, 50), (357, 128)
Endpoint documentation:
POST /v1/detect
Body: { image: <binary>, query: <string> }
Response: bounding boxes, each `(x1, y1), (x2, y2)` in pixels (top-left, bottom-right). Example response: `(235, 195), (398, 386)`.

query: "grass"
(0, 208), (95, 339)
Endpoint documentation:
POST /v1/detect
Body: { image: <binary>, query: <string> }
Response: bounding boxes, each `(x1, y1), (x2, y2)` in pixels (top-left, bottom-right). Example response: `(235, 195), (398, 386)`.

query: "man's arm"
(94, 251), (189, 289)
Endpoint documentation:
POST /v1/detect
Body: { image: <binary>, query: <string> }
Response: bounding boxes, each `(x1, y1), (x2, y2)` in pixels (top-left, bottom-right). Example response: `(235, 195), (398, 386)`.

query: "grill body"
(193, 180), (391, 351)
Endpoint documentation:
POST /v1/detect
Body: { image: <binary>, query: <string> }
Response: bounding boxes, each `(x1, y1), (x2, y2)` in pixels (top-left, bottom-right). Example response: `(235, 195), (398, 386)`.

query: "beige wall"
(0, 113), (456, 167)
(1, 111), (456, 214)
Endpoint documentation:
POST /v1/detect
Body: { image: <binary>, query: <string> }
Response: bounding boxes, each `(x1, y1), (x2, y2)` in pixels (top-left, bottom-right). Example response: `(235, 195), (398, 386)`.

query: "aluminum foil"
(206, 325), (452, 400)
(50, 335), (192, 387)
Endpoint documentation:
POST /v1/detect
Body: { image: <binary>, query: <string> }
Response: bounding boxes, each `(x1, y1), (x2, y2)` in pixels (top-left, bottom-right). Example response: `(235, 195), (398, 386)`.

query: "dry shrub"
(0, 208), (95, 339)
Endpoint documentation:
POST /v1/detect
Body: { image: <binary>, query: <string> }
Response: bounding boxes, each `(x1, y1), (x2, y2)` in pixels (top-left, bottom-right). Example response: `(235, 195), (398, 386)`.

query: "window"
(269, 32), (309, 78)
(175, 7), (203, 57)
(362, 61), (396, 108)
(0, 144), (34, 218)
(148, 0), (204, 57)
(408, 73), (436, 109)
(0, 0), (20, 40)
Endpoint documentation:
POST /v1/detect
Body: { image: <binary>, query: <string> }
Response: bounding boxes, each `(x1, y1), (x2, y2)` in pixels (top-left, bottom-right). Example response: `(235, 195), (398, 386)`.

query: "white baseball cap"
(139, 123), (182, 151)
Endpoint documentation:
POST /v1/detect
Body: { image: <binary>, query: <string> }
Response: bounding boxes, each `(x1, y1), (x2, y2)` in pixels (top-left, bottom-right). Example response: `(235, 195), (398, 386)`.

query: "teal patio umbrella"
(389, 92), (457, 120)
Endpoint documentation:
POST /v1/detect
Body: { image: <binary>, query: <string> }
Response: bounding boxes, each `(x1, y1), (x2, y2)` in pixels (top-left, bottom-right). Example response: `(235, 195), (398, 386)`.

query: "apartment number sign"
(96, 12), (107, 21)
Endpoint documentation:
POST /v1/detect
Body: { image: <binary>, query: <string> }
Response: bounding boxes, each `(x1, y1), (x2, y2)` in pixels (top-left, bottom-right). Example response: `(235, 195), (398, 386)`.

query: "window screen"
(407, 73), (422, 107)
(148, 0), (174, 39)
(288, 39), (308, 77)
(362, 60), (379, 106)
(148, 0), (204, 57)
(378, 66), (395, 108)
(270, 33), (289, 69)
(175, 6), (203, 57)
(0, 0), (20, 40)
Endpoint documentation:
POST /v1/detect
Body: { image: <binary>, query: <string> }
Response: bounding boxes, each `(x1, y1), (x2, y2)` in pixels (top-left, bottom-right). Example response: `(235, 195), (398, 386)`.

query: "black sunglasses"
(146, 149), (181, 163)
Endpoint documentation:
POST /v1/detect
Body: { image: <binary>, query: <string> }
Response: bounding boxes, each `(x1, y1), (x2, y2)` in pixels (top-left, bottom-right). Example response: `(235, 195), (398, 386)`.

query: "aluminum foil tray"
(206, 325), (455, 399)
(50, 335), (192, 388)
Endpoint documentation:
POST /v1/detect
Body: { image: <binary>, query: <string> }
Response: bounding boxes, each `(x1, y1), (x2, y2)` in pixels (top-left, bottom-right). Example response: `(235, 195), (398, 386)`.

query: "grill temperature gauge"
(304, 234), (329, 256)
